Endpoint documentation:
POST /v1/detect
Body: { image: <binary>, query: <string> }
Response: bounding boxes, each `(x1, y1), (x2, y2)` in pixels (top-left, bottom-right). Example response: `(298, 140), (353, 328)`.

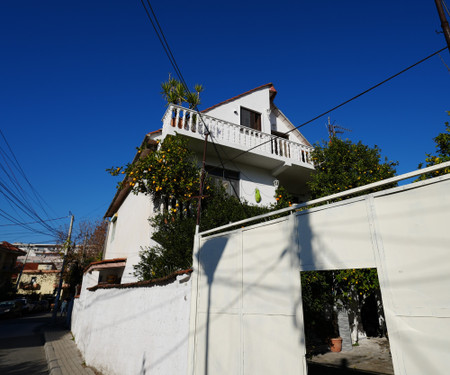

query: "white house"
(99, 83), (315, 284)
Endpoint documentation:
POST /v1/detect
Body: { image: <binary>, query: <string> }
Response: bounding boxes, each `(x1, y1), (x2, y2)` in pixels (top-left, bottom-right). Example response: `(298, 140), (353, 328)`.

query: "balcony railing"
(162, 105), (314, 167)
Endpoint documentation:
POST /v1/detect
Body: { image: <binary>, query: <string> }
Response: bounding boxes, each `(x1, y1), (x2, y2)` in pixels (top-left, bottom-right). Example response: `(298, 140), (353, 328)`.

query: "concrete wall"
(189, 175), (450, 375)
(72, 274), (192, 375)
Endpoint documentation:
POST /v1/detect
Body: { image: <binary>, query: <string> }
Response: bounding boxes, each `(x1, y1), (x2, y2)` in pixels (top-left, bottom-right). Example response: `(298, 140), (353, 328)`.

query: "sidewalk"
(43, 320), (99, 375)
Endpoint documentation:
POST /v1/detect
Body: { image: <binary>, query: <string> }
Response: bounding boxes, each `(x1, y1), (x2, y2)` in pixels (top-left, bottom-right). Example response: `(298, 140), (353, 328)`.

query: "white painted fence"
(72, 163), (450, 375)
(189, 166), (450, 375)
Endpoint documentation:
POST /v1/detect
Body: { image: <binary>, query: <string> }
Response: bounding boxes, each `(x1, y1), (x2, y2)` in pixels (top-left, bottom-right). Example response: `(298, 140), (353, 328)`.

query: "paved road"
(0, 312), (50, 375)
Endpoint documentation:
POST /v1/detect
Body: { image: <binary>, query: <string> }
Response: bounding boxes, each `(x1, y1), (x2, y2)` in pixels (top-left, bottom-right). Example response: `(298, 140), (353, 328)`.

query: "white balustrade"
(163, 105), (314, 167)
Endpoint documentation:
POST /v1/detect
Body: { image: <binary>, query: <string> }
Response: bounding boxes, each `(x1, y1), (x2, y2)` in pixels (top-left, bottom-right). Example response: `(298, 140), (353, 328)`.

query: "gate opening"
(300, 268), (394, 374)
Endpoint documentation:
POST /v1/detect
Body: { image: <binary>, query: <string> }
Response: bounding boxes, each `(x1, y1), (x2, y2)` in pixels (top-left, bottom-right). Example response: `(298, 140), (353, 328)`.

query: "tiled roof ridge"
(23, 269), (60, 274)
(0, 241), (27, 255)
(84, 257), (127, 273)
(87, 268), (193, 291)
(201, 83), (274, 113)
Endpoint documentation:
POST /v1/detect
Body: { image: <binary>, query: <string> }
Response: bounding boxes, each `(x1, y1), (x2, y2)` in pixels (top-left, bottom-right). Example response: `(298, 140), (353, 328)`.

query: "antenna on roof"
(326, 117), (352, 139)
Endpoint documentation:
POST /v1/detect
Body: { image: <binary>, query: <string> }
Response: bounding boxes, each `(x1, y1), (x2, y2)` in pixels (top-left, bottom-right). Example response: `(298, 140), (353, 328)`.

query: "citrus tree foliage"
(108, 135), (200, 207)
(134, 190), (270, 280)
(109, 134), (271, 279)
(308, 137), (398, 200)
(417, 112), (450, 180)
(273, 185), (294, 209)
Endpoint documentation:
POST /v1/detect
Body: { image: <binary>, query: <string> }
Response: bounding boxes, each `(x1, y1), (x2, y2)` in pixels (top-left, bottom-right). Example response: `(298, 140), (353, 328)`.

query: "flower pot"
(330, 337), (343, 352)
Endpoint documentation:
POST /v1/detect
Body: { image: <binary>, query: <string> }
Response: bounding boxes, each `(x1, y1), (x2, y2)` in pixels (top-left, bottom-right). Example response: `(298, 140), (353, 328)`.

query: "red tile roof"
(0, 241), (27, 255)
(87, 269), (193, 291)
(202, 83), (276, 113)
(84, 258), (127, 273)
(23, 263), (39, 270)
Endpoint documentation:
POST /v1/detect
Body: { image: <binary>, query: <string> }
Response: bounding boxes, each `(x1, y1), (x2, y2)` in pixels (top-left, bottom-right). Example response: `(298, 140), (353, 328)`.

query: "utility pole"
(52, 214), (74, 322)
(435, 0), (450, 55)
(195, 132), (209, 229)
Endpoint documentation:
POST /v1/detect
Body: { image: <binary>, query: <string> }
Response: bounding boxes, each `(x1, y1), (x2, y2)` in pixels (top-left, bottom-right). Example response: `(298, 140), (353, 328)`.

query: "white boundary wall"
(72, 274), (192, 375)
(189, 174), (450, 375)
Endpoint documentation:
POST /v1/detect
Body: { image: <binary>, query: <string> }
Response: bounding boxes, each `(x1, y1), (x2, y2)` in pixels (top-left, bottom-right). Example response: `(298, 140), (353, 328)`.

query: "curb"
(44, 332), (63, 375)
(43, 326), (96, 375)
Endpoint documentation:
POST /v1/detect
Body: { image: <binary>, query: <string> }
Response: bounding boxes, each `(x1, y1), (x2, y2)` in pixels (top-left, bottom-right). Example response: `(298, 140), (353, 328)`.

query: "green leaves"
(160, 74), (203, 108)
(417, 114), (450, 180)
(307, 137), (398, 201)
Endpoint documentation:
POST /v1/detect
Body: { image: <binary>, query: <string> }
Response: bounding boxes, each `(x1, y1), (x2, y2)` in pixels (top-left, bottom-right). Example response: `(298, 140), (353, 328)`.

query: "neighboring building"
(96, 84), (315, 284)
(0, 241), (26, 294)
(16, 262), (61, 296)
(15, 243), (64, 270)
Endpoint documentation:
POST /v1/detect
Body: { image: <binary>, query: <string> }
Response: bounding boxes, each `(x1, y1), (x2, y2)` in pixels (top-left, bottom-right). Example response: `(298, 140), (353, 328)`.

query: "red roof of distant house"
(202, 83), (277, 113)
(21, 263), (56, 271)
(0, 241), (26, 256)
(23, 263), (39, 270)
(84, 258), (127, 273)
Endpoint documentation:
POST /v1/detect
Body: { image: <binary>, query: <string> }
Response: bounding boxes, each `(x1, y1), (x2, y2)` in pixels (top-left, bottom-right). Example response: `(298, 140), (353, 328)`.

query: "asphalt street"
(0, 312), (50, 375)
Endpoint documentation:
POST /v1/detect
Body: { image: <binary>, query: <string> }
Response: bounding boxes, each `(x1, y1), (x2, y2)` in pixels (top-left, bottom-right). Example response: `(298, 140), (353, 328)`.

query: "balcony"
(162, 105), (315, 172)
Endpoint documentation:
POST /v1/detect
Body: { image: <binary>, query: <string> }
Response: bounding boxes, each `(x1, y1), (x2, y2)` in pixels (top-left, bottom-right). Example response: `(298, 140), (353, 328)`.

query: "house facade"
(100, 83), (315, 284)
(0, 241), (26, 296)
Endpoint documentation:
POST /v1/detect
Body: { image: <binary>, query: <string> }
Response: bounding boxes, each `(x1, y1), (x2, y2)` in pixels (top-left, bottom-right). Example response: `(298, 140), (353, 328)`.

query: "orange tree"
(302, 137), (397, 342)
(417, 112), (450, 179)
(308, 137), (397, 200)
(108, 134), (270, 279)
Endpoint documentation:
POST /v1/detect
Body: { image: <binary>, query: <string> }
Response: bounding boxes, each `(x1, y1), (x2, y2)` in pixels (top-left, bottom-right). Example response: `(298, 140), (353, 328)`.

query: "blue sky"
(1, 1), (449, 243)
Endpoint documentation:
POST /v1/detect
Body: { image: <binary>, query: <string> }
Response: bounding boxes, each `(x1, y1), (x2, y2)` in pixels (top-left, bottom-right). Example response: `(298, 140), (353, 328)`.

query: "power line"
(442, 0), (450, 18)
(140, 0), (249, 215)
(0, 216), (68, 227)
(0, 130), (60, 237)
(139, 2), (446, 209)
(224, 46), (448, 166)
(0, 129), (54, 219)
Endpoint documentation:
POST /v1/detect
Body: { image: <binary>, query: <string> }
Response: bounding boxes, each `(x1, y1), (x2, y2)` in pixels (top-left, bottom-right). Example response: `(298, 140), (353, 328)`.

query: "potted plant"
(329, 311), (342, 352)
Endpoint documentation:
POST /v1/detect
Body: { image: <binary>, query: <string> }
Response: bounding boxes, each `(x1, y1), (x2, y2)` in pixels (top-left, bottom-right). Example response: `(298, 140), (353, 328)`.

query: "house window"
(240, 107), (261, 131)
(110, 219), (117, 243)
(206, 166), (240, 198)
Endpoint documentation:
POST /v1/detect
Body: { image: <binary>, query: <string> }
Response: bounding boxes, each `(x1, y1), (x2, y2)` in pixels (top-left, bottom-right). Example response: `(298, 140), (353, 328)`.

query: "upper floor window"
(240, 107), (261, 131)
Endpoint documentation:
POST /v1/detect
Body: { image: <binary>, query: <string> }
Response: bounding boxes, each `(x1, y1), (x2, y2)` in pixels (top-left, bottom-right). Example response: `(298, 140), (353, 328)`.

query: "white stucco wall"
(72, 274), (192, 375)
(204, 87), (271, 133)
(189, 174), (450, 375)
(204, 87), (309, 146)
(269, 106), (310, 145)
(203, 154), (278, 206)
(104, 191), (157, 283)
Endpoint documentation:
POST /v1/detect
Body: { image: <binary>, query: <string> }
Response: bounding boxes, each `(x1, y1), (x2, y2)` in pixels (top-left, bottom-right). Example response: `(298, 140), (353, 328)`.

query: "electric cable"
(0, 130), (55, 220)
(0, 216), (68, 227)
(0, 130), (60, 237)
(140, 0), (250, 216)
(140, 2), (446, 213)
(223, 46), (448, 166)
(442, 0), (450, 17)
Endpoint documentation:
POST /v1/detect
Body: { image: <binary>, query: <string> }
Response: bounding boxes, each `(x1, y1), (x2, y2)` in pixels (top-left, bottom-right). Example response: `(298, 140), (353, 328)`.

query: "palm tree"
(161, 75), (204, 127)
